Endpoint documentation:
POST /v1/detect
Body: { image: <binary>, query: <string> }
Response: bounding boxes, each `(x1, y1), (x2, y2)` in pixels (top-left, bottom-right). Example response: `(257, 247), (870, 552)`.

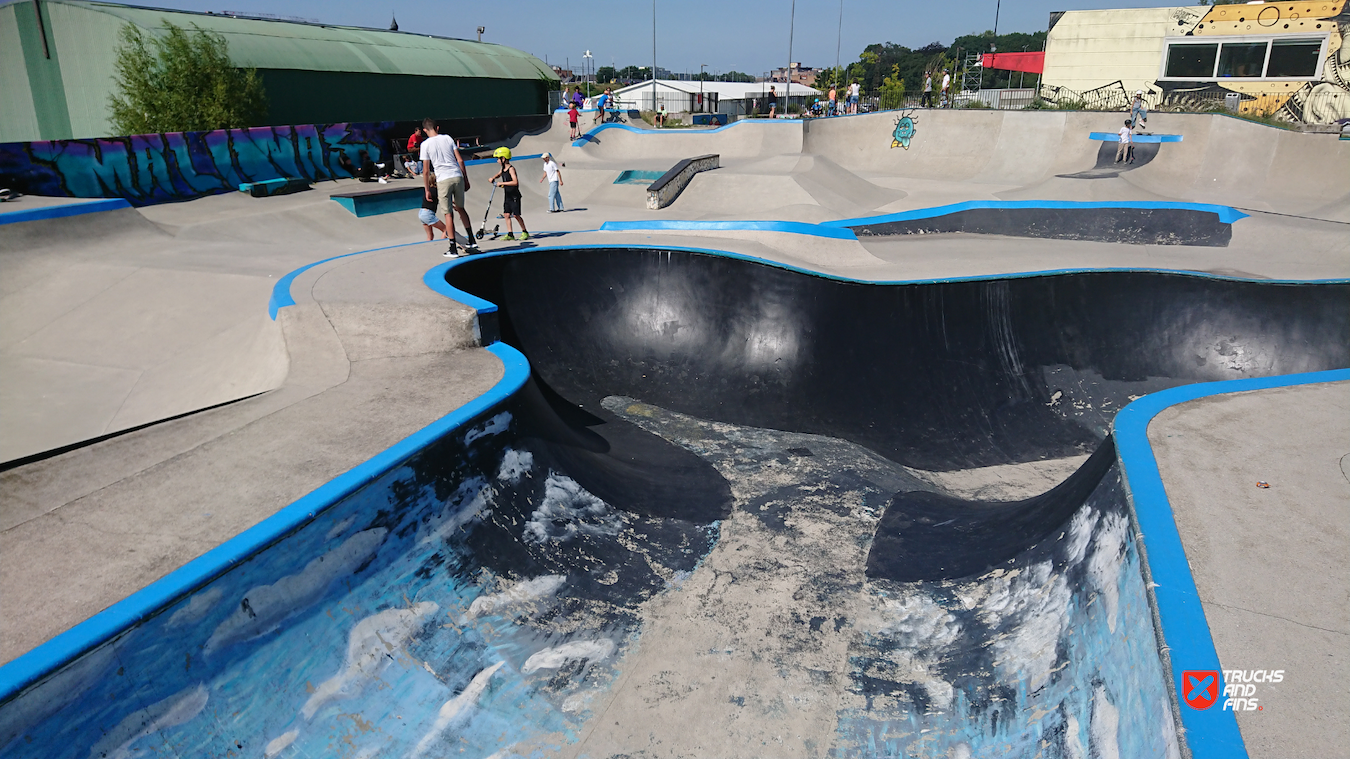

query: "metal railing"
(836, 83), (1347, 127)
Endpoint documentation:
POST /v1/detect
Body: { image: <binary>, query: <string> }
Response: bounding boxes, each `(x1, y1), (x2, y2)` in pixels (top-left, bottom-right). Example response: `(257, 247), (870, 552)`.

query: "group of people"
(921, 70), (953, 108)
(412, 118), (565, 258)
(1115, 91), (1151, 164)
(811, 81), (863, 117)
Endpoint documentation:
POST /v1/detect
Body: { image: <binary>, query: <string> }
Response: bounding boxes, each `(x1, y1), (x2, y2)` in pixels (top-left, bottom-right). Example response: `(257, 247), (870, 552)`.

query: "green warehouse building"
(0, 0), (559, 142)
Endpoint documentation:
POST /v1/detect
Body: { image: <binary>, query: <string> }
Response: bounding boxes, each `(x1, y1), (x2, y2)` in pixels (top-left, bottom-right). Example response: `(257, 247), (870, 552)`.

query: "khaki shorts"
(436, 175), (465, 213)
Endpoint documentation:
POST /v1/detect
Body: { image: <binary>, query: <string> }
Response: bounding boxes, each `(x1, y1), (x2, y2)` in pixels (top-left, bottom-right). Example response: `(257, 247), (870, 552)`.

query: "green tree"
(108, 21), (267, 135)
(596, 65), (617, 83)
(879, 64), (906, 109)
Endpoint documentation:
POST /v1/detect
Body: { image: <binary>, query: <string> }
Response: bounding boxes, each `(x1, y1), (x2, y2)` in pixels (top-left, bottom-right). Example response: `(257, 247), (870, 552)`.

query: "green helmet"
(493, 147), (512, 160)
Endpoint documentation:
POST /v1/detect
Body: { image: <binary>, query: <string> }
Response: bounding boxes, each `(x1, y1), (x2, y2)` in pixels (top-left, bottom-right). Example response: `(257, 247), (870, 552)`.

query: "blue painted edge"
(268, 240), (429, 320)
(428, 241), (1350, 287)
(571, 118), (795, 147)
(822, 200), (1249, 227)
(0, 337), (530, 706)
(422, 260), (497, 314)
(1113, 367), (1350, 758)
(1085, 128), (1182, 141)
(465, 153), (542, 166)
(599, 219), (858, 241)
(0, 198), (131, 225)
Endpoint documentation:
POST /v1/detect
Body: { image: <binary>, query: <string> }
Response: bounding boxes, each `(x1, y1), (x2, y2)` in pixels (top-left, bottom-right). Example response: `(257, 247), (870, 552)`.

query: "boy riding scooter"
(488, 148), (530, 242)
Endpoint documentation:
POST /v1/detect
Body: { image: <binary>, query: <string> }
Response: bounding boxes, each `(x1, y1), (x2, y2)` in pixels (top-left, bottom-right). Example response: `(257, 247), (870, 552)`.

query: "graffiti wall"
(1042, 1), (1350, 125)
(1166, 1), (1349, 123)
(0, 123), (395, 207)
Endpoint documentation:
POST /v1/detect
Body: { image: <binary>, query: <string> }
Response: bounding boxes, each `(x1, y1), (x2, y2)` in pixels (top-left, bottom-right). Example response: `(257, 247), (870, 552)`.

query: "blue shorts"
(848, 95), (858, 105)
(418, 208), (438, 225)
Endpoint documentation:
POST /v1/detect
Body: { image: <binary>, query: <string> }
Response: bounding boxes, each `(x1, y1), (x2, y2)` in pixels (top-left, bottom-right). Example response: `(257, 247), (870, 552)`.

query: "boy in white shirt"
(540, 152), (564, 212)
(1116, 120), (1133, 164)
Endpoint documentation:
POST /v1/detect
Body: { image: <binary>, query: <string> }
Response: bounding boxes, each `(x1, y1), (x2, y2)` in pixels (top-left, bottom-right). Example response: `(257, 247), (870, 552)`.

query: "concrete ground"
(1149, 381), (1350, 758)
(1, 109), (1347, 754)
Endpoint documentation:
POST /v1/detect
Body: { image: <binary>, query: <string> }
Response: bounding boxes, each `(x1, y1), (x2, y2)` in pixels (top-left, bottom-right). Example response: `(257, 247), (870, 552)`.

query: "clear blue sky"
(124, 0), (1176, 75)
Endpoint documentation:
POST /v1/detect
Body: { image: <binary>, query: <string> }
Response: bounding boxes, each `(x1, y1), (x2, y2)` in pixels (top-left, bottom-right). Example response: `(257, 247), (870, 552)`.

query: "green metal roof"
(44, 0), (558, 81)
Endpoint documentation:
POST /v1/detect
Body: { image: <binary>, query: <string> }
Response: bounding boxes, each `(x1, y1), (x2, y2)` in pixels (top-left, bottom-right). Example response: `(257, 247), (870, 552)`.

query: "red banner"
(979, 51), (1044, 74)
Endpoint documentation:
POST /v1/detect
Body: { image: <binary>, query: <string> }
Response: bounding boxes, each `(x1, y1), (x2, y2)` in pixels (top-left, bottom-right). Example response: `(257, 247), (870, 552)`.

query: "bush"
(108, 21), (266, 135)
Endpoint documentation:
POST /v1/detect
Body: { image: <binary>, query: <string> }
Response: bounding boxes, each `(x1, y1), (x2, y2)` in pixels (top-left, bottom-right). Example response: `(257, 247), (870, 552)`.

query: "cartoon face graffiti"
(891, 114), (916, 149)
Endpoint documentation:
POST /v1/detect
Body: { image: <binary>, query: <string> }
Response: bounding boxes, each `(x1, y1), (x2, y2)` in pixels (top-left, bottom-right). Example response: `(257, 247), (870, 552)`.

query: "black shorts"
(503, 190), (522, 215)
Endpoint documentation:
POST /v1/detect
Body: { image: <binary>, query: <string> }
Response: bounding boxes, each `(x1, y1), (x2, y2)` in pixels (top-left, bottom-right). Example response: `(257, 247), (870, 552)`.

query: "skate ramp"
(801, 109), (1350, 219)
(6, 247), (1345, 758)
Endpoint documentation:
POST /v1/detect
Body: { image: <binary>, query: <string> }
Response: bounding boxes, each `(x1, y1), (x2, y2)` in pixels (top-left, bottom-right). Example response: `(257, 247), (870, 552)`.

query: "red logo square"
(1182, 670), (1219, 710)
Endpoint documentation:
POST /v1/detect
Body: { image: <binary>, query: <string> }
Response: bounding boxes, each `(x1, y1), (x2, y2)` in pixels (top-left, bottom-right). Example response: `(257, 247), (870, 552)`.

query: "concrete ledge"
(330, 186), (424, 217)
(647, 154), (719, 209)
(0, 199), (131, 225)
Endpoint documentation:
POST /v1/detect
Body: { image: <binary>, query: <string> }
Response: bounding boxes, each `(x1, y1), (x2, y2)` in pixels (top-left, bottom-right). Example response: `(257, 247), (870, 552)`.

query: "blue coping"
(571, 118), (795, 146)
(465, 153), (542, 166)
(267, 240), (429, 319)
(1113, 367), (1350, 759)
(823, 200), (1250, 227)
(1090, 132), (1184, 143)
(600, 219), (858, 240)
(0, 198), (131, 225)
(0, 336), (531, 708)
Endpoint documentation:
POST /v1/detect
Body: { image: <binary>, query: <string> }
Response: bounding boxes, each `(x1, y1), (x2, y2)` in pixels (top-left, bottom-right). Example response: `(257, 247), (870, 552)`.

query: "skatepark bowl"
(1, 110), (1348, 759)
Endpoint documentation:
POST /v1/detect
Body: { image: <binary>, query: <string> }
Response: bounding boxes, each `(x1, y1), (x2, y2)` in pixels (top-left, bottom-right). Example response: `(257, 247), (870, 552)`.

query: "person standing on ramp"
(419, 118), (478, 257)
(1116, 120), (1134, 164)
(767, 86), (778, 118)
(489, 148), (530, 241)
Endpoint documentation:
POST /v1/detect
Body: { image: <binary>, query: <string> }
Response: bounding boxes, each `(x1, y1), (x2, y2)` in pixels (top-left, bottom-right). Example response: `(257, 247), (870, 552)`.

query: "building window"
(1216, 42), (1267, 78)
(1161, 35), (1327, 81)
(1165, 43), (1218, 78)
(1266, 39), (1322, 78)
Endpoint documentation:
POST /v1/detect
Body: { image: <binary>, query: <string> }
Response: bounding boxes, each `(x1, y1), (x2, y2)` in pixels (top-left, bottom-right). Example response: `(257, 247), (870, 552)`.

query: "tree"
(596, 65), (617, 83)
(108, 21), (267, 135)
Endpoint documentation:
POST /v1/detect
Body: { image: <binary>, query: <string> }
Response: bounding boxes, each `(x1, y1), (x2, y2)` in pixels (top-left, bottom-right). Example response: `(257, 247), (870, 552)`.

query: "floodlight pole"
(652, 0), (658, 113)
(835, 0), (844, 89)
(786, 0), (796, 111)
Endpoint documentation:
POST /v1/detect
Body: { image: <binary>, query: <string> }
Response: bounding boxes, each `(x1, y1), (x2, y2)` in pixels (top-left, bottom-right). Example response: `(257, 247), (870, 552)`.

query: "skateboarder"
(419, 118), (478, 257)
(1130, 91), (1149, 132)
(489, 147), (530, 241)
(922, 71), (934, 108)
(568, 101), (581, 140)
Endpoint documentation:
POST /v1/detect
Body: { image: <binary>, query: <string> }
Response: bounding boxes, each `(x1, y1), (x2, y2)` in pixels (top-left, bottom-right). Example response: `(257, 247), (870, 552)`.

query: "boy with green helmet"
(489, 148), (529, 241)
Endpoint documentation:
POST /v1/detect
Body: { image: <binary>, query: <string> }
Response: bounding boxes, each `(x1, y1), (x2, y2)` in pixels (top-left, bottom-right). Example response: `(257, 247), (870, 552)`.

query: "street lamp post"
(584, 50), (593, 93)
(700, 63), (707, 113)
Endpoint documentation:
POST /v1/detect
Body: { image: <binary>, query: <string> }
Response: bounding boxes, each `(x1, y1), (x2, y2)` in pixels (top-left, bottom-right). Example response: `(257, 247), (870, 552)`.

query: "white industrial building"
(611, 79), (822, 114)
